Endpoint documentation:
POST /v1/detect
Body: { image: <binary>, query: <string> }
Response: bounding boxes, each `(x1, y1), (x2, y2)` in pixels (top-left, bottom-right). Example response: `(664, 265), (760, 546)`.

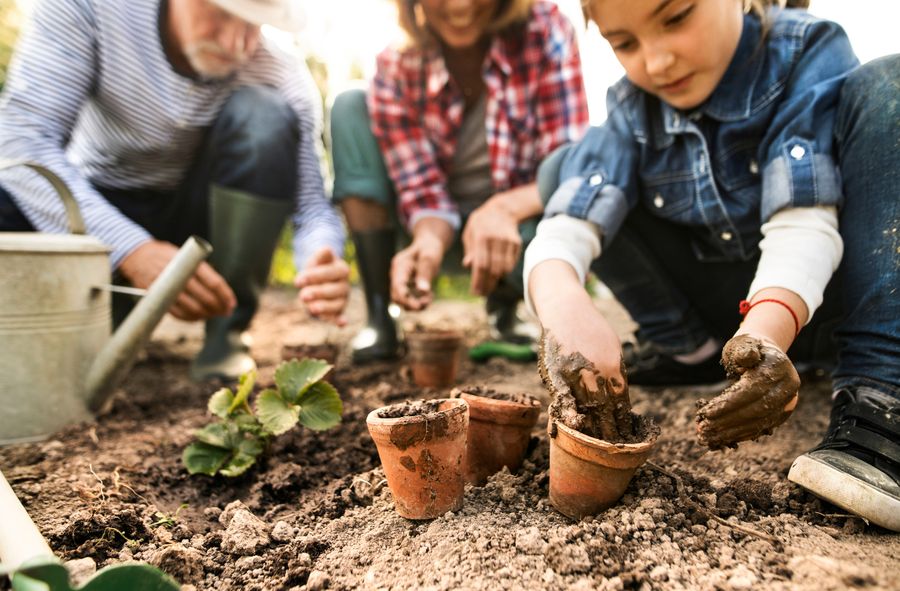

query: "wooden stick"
(646, 461), (781, 547)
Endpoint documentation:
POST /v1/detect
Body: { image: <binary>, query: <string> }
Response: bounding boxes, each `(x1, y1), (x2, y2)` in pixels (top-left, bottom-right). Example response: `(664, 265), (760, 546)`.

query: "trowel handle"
(0, 469), (54, 569)
(86, 236), (213, 412)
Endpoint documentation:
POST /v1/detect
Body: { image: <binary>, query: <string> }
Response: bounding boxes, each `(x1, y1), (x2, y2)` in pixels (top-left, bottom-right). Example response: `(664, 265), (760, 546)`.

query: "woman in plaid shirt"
(331, 0), (589, 362)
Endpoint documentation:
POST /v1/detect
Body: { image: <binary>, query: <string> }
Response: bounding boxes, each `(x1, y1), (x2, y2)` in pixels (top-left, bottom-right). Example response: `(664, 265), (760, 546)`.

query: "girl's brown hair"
(581, 0), (811, 28)
(396, 0), (535, 48)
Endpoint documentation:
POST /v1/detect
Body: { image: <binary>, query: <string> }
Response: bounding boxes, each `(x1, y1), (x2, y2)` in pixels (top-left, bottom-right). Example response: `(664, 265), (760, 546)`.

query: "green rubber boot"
(190, 184), (293, 382)
(350, 228), (401, 363)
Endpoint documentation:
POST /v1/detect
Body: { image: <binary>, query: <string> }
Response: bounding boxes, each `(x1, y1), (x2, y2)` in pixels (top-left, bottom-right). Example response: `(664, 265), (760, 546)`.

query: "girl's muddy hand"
(695, 334), (800, 449)
(539, 330), (634, 442)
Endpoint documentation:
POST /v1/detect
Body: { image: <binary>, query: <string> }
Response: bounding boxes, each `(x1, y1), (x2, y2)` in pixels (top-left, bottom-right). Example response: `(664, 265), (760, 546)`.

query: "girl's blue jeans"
(541, 55), (900, 399)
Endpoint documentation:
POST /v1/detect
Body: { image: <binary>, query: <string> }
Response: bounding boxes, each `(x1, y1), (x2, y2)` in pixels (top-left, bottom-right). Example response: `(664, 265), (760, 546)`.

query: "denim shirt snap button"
(589, 174), (603, 186)
(790, 145), (806, 160)
(749, 159), (759, 174)
(653, 194), (664, 208)
(720, 231), (734, 241)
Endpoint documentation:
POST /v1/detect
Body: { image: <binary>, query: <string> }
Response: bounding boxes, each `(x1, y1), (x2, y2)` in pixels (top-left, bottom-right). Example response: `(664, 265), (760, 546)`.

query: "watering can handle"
(0, 159), (87, 235)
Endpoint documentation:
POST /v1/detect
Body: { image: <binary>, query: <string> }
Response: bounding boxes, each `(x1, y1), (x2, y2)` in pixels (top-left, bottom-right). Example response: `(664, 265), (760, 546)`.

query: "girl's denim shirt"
(545, 9), (859, 262)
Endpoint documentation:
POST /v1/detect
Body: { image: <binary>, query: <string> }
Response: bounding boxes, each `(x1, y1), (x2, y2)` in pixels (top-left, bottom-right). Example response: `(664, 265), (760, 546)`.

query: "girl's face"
(419, 0), (500, 49)
(588, 0), (744, 109)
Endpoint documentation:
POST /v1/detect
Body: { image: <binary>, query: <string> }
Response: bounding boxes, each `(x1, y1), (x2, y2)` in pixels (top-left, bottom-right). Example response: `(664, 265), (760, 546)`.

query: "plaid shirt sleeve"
(369, 50), (458, 231)
(532, 3), (590, 162)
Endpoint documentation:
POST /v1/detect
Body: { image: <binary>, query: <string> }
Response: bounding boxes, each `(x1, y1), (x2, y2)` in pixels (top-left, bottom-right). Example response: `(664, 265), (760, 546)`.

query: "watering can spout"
(85, 236), (212, 412)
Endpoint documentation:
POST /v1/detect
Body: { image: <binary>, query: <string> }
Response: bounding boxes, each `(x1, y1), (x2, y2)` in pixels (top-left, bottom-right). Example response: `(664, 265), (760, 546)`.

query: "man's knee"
(216, 85), (300, 153)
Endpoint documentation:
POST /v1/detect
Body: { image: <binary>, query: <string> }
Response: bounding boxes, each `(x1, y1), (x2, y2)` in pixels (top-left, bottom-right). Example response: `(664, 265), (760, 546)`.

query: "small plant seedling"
(150, 503), (188, 528)
(182, 359), (342, 477)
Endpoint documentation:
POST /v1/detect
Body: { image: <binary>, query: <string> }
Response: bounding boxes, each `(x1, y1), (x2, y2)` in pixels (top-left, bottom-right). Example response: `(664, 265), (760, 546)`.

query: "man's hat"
(209, 0), (305, 32)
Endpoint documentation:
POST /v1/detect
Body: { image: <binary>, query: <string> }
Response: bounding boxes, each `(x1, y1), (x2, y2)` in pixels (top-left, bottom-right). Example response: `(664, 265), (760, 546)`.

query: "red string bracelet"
(739, 298), (801, 337)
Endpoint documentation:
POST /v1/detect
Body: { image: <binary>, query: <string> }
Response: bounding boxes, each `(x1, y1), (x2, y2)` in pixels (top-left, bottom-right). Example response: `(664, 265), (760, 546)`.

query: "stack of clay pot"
(366, 387), (541, 520)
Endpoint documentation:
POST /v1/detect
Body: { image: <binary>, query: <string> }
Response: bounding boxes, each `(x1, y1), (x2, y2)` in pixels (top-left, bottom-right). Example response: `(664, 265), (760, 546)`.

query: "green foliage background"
(0, 0), (22, 91)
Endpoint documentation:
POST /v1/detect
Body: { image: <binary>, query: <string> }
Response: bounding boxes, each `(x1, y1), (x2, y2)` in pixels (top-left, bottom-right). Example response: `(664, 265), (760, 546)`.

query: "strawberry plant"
(182, 359), (342, 477)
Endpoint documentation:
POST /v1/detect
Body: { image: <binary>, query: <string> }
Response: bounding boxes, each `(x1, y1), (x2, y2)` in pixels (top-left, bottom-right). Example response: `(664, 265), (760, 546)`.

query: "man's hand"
(390, 234), (443, 310)
(696, 333), (800, 449)
(462, 201), (522, 296)
(294, 247), (350, 326)
(118, 239), (235, 321)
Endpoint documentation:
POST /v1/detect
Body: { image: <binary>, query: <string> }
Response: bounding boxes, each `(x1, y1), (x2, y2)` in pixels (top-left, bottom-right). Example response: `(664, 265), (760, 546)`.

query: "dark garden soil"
(1, 288), (898, 590)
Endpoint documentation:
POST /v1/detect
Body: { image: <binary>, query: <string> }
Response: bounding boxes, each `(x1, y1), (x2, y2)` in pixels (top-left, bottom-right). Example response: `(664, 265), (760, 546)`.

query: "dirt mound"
(1, 290), (897, 590)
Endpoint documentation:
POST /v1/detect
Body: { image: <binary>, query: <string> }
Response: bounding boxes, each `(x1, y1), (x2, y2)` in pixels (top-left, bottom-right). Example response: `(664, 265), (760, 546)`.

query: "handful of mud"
(695, 334), (800, 450)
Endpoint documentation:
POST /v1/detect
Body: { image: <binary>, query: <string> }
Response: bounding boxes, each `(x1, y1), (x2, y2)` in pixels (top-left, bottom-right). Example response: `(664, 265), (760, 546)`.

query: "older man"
(0, 0), (349, 380)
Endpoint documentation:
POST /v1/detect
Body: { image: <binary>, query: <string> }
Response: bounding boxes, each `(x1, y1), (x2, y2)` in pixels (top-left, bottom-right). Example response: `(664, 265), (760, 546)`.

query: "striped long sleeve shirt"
(0, 0), (344, 269)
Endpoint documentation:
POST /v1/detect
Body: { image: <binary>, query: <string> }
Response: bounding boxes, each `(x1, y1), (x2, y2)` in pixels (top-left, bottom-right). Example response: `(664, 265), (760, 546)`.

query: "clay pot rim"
(456, 389), (540, 409)
(457, 391), (541, 427)
(550, 419), (659, 456)
(366, 398), (468, 429)
(406, 329), (463, 345)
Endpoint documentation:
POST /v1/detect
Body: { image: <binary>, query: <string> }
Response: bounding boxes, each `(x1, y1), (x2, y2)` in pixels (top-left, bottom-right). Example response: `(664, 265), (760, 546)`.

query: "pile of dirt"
(1, 290), (897, 591)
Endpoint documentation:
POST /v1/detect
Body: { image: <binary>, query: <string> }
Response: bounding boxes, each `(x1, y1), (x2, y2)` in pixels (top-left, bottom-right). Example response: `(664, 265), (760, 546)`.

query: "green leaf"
(219, 437), (264, 477)
(297, 381), (343, 431)
(220, 453), (256, 477)
(275, 359), (332, 404)
(208, 387), (235, 419)
(193, 423), (232, 448)
(183, 442), (231, 475)
(233, 412), (264, 435)
(256, 388), (300, 436)
(228, 370), (257, 414)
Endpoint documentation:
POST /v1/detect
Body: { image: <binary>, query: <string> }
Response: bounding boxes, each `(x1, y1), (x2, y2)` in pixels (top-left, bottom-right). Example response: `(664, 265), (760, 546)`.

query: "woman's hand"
(462, 200), (522, 296)
(695, 333), (800, 449)
(462, 184), (543, 296)
(390, 218), (454, 310)
(295, 247), (350, 326)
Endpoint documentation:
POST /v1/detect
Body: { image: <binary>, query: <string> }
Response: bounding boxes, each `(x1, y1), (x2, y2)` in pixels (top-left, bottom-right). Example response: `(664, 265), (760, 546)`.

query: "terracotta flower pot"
(406, 329), (463, 388)
(281, 342), (339, 365)
(454, 387), (541, 485)
(548, 418), (659, 519)
(366, 398), (469, 519)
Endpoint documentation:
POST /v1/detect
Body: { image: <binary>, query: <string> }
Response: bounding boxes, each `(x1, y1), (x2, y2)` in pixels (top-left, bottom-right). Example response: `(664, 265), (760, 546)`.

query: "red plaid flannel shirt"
(368, 0), (589, 230)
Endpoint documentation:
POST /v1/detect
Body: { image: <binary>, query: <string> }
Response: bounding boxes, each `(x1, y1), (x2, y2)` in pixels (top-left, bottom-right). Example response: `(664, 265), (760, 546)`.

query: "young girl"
(329, 0), (588, 362)
(524, 0), (899, 530)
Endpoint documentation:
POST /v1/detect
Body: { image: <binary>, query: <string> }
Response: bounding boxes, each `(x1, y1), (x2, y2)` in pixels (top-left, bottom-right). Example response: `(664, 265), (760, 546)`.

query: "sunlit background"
(2, 0), (899, 124)
(291, 0), (900, 123)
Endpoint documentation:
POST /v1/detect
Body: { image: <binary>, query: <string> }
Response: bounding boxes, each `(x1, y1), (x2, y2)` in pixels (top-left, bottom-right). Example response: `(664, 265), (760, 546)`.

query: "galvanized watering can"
(0, 161), (212, 444)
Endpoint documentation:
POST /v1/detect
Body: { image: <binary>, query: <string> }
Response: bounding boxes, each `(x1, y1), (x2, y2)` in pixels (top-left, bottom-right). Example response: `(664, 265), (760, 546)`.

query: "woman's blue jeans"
(539, 56), (900, 398)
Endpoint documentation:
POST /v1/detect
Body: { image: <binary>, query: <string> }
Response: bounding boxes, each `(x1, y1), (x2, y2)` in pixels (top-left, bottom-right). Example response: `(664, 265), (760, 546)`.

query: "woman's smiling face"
(588, 0), (744, 110)
(419, 0), (500, 49)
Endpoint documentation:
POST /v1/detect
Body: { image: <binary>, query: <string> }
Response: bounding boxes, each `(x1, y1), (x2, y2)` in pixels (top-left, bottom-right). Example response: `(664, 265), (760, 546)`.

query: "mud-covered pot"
(457, 389), (541, 485)
(406, 329), (463, 388)
(548, 419), (658, 519)
(366, 399), (469, 519)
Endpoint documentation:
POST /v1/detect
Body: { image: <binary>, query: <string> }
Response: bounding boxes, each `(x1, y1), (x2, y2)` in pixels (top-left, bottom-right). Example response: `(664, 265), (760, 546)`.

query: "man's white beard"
(184, 41), (249, 79)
